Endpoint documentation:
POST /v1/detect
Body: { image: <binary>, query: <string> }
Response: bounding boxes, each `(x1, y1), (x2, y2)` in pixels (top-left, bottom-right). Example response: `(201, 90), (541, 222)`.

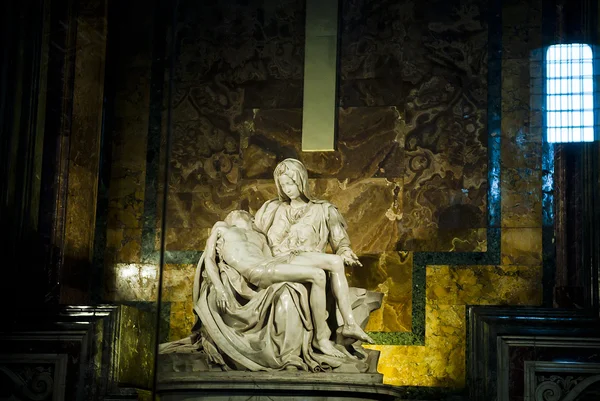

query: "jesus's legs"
(260, 264), (345, 358)
(289, 253), (373, 344)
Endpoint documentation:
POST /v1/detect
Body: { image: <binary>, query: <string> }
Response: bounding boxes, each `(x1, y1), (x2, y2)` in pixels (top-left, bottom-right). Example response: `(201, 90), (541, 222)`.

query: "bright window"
(545, 44), (595, 143)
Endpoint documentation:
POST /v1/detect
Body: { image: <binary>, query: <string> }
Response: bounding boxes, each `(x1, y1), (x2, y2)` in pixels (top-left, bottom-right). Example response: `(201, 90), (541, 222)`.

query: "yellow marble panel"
(168, 300), (195, 342)
(367, 305), (466, 387)
(108, 175), (145, 229)
(111, 117), (150, 168)
(312, 178), (403, 253)
(61, 1), (108, 301)
(427, 265), (542, 306)
(63, 167), (98, 275)
(501, 168), (542, 227)
(105, 228), (142, 263)
(347, 252), (412, 332)
(162, 264), (196, 302)
(425, 304), (466, 386)
(104, 263), (158, 302)
(117, 305), (156, 389)
(164, 227), (210, 251)
(369, 260), (543, 387)
(501, 227), (542, 265)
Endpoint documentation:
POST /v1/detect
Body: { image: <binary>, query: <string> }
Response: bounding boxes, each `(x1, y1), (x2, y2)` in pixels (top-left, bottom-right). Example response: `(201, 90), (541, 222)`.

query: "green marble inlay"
(367, 331), (424, 346)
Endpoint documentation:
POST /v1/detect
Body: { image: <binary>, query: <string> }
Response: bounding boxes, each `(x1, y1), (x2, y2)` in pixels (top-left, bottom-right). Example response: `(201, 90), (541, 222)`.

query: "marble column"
(60, 0), (108, 303)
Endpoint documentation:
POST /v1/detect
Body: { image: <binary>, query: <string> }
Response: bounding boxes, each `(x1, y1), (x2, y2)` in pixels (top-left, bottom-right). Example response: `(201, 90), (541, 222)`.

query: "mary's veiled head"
(273, 158), (313, 202)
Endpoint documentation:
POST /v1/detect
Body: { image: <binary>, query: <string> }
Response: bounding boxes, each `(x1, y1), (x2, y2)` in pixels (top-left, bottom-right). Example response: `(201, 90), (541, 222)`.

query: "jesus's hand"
(215, 289), (229, 313)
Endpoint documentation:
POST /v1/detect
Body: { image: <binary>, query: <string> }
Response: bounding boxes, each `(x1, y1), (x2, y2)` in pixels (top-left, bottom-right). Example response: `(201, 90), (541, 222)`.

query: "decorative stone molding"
(468, 306), (600, 401)
(0, 306), (125, 400)
(0, 354), (67, 401)
(524, 361), (600, 401)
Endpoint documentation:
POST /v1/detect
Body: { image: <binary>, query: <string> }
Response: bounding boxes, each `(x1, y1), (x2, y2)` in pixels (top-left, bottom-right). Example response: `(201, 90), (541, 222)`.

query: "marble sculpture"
(160, 159), (382, 372)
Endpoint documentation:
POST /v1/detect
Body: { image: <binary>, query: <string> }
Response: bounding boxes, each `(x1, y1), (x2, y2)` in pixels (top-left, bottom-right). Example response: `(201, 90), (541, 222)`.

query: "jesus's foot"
(341, 323), (374, 344)
(314, 339), (345, 358)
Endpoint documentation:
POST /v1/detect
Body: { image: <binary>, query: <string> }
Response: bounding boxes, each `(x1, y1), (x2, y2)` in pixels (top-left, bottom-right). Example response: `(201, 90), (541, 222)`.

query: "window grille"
(545, 43), (596, 143)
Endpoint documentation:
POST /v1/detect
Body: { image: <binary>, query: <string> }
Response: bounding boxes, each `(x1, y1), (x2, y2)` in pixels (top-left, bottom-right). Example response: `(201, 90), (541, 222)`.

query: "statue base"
(156, 370), (401, 401)
(158, 346), (381, 374)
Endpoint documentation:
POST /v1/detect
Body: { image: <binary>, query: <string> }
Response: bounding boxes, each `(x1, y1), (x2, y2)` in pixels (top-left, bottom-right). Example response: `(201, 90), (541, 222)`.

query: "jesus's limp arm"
(204, 222), (229, 313)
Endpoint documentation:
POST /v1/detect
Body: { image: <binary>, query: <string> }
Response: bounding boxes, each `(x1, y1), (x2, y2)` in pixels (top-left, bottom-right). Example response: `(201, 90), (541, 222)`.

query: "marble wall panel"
(501, 168), (542, 228)
(169, 110), (245, 194)
(401, 86), (488, 250)
(501, 58), (541, 176)
(339, 0), (411, 81)
(113, 68), (154, 117)
(502, 0), (543, 60)
(162, 264), (196, 303)
(168, 300), (195, 342)
(501, 111), (543, 171)
(427, 265), (542, 306)
(340, 0), (489, 253)
(167, 0), (490, 260)
(173, 0), (305, 84)
(368, 261), (543, 387)
(340, 78), (405, 108)
(242, 107), (405, 180)
(61, 1), (109, 303)
(240, 108), (303, 179)
(107, 174), (146, 229)
(311, 178), (403, 254)
(423, 304), (467, 387)
(502, 59), (531, 116)
(347, 252), (413, 332)
(501, 228), (543, 266)
(118, 305), (157, 389)
(165, 184), (241, 250)
(242, 80), (304, 109)
(105, 229), (143, 264)
(369, 304), (466, 388)
(395, 0), (489, 252)
(164, 228), (209, 252)
(107, 59), (152, 232)
(103, 263), (158, 302)
(102, 2), (154, 308)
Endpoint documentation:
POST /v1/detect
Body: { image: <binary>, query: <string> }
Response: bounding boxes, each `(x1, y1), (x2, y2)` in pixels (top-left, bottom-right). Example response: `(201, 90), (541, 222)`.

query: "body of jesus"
(203, 210), (373, 358)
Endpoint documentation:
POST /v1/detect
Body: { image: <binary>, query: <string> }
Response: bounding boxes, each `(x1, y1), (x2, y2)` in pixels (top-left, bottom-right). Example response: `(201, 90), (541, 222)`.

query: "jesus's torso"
(217, 227), (271, 274)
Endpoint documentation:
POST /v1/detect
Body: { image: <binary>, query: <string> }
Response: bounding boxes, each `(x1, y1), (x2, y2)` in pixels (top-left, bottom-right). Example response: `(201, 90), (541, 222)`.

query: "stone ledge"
(156, 371), (405, 401)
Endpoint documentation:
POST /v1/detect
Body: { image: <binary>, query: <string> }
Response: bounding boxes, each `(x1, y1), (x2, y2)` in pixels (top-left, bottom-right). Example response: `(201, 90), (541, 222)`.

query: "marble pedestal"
(156, 370), (402, 401)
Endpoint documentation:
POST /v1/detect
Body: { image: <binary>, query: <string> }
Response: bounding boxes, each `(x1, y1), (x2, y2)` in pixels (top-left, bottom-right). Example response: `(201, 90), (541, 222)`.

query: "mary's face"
(278, 174), (301, 200)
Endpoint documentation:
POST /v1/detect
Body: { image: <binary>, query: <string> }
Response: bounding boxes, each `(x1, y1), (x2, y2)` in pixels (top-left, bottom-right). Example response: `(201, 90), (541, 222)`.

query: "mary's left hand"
(340, 249), (363, 267)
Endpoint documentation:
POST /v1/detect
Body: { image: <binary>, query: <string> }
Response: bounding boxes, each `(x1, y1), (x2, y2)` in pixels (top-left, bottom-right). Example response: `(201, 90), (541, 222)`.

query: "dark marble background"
(100, 0), (547, 389)
(167, 0), (489, 255)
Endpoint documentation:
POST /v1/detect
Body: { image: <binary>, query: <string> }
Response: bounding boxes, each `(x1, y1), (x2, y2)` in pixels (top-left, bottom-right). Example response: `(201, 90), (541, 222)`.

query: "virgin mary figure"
(255, 158), (361, 266)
